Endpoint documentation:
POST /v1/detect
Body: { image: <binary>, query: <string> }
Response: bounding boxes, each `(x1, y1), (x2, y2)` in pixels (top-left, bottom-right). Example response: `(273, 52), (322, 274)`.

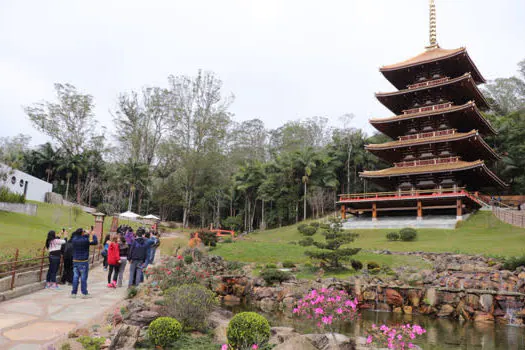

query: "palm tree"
(35, 143), (61, 183)
(295, 147), (318, 221)
(119, 159), (149, 213)
(57, 154), (86, 203)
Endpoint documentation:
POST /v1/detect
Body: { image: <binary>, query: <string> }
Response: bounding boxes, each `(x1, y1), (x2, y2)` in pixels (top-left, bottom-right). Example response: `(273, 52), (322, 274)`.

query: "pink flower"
(366, 335), (373, 344)
(408, 343), (414, 348)
(166, 271), (172, 275)
(314, 308), (324, 314)
(221, 344), (228, 350)
(252, 345), (258, 350)
(336, 308), (343, 314)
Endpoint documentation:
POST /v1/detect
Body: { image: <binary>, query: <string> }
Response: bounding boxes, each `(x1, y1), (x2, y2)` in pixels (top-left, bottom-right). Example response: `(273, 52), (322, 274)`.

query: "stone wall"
(0, 202), (37, 216)
(45, 192), (95, 213)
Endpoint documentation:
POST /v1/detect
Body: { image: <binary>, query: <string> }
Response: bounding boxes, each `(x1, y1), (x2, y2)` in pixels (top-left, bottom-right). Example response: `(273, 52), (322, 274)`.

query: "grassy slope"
(0, 201), (131, 251)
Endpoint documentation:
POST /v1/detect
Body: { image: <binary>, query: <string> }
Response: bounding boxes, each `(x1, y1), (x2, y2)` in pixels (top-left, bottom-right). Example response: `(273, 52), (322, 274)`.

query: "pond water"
(224, 304), (525, 350)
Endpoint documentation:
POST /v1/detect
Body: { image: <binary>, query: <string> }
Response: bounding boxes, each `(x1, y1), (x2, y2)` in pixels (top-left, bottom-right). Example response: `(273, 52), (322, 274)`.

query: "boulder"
(109, 325), (140, 350)
(466, 294), (480, 308)
(270, 327), (299, 345)
(273, 335), (317, 350)
(362, 291), (376, 301)
(125, 310), (159, 327)
(437, 304), (455, 317)
(260, 298), (276, 312)
(407, 289), (421, 307)
(403, 306), (413, 314)
(282, 297), (296, 310)
(474, 311), (495, 323)
(304, 333), (352, 350)
(480, 294), (494, 313)
(424, 288), (437, 306)
(223, 294), (241, 303)
(385, 289), (403, 306)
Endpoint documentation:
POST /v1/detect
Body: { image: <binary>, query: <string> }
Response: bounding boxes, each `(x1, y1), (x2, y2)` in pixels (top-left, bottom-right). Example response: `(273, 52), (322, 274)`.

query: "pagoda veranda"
(339, 1), (506, 222)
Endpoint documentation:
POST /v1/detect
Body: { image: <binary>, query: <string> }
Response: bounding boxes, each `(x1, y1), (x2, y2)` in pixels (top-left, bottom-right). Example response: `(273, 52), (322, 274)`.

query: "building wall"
(0, 163), (52, 202)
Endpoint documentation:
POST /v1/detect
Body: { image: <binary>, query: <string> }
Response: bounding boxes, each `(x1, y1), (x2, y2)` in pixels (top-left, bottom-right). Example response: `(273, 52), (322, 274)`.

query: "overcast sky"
(1, 0), (524, 147)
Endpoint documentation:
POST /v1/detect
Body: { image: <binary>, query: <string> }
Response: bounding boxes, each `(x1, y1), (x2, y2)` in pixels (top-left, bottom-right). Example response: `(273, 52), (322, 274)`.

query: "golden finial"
(426, 0), (439, 49)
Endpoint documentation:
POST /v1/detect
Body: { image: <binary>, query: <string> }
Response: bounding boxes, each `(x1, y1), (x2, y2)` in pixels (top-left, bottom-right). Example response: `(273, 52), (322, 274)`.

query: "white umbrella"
(143, 214), (160, 220)
(119, 211), (141, 219)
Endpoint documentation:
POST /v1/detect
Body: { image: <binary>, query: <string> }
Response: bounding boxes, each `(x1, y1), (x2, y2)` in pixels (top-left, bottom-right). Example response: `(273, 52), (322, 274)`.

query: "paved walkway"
(0, 263), (127, 350)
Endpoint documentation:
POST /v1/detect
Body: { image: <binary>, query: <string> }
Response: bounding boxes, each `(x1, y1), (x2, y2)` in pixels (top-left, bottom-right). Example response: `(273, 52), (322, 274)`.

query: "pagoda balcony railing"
(407, 76), (450, 90)
(338, 187), (468, 202)
(398, 128), (456, 141)
(394, 156), (459, 168)
(403, 102), (452, 115)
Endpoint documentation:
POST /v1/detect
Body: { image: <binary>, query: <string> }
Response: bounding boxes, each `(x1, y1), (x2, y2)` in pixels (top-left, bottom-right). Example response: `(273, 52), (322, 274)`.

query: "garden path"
(0, 263), (127, 350)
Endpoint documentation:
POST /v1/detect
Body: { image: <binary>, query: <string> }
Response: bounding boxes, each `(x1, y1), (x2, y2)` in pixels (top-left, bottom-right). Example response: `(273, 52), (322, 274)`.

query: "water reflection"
(224, 304), (525, 349)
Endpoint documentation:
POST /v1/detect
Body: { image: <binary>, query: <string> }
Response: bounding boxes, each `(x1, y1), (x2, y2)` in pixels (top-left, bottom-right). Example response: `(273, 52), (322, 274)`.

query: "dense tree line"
(1, 59), (524, 230)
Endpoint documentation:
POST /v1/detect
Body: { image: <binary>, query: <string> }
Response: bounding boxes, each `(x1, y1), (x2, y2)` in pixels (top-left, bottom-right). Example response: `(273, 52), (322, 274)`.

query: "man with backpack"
(128, 228), (148, 287)
(60, 235), (74, 284)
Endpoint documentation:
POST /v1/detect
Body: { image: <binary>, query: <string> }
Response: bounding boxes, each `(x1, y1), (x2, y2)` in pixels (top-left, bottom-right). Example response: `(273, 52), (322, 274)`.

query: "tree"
(305, 217), (361, 269)
(25, 83), (96, 156)
(294, 147), (317, 221)
(119, 159), (149, 213)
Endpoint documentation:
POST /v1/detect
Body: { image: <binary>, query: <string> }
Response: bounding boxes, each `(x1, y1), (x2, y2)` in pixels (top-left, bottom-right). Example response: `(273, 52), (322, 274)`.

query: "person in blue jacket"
(128, 228), (148, 287)
(70, 228), (98, 298)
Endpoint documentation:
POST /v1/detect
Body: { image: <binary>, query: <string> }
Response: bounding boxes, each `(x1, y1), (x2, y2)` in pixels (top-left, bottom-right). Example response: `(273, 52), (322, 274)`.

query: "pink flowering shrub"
(293, 288), (359, 334)
(365, 324), (426, 349)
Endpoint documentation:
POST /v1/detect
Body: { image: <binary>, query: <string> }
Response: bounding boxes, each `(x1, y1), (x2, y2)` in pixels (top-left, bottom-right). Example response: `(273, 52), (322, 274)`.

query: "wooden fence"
(0, 245), (102, 291)
(493, 207), (525, 228)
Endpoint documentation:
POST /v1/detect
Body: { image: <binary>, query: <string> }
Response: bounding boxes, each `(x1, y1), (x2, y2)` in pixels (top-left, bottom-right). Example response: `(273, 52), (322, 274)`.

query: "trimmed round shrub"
(259, 268), (292, 285)
(163, 284), (218, 330)
(310, 221), (320, 228)
(297, 223), (308, 233)
(367, 261), (380, 270)
(298, 237), (314, 246)
(227, 312), (271, 348)
(351, 259), (363, 271)
(299, 225), (317, 236)
(282, 261), (296, 268)
(319, 223), (331, 230)
(399, 228), (417, 241)
(197, 230), (218, 247)
(148, 317), (182, 347)
(184, 255), (193, 264)
(386, 232), (400, 241)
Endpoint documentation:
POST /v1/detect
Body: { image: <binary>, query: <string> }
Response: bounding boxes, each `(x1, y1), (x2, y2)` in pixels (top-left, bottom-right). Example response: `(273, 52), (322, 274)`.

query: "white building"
(0, 163), (52, 202)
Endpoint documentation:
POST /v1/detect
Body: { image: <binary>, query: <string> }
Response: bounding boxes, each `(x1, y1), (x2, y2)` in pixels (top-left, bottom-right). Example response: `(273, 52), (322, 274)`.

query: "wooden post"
(10, 249), (19, 290)
(39, 247), (45, 282)
(456, 198), (463, 221)
(417, 200), (423, 220)
(341, 205), (346, 220)
(372, 202), (377, 221)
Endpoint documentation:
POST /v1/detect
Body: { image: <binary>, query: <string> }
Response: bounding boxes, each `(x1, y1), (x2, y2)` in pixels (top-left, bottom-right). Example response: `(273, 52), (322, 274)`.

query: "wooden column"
(341, 205), (346, 220)
(417, 200), (423, 220)
(372, 202), (377, 221)
(457, 198), (463, 221)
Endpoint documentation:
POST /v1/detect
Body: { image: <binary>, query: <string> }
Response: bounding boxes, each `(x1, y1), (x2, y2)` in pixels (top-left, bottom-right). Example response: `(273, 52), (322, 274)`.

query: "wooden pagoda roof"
(380, 47), (486, 90)
(360, 160), (507, 188)
(366, 130), (501, 163)
(369, 101), (497, 138)
(376, 73), (490, 115)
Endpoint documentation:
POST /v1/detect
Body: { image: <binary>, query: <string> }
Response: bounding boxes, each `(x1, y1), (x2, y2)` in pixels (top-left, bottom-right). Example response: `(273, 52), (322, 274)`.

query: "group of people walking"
(44, 224), (160, 298)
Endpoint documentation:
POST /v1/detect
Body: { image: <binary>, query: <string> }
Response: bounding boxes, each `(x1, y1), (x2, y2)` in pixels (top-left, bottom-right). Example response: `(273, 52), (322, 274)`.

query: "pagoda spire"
(426, 0), (439, 50)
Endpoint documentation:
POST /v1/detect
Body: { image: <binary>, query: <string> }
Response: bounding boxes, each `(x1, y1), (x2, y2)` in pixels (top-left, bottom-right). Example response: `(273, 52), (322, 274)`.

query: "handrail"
(394, 156), (459, 168)
(403, 102), (452, 115)
(493, 206), (525, 228)
(407, 77), (450, 90)
(338, 187), (467, 201)
(398, 129), (456, 141)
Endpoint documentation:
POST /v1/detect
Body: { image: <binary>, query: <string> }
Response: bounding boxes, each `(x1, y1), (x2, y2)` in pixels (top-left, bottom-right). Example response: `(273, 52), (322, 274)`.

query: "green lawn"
(212, 211), (525, 276)
(0, 201), (136, 253)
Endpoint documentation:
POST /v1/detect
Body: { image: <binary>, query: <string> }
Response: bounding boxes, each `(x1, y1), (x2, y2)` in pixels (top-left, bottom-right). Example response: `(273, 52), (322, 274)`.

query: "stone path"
(0, 263), (127, 350)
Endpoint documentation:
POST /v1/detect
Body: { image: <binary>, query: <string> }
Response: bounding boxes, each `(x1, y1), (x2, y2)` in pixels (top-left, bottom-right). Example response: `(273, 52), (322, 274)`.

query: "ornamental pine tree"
(305, 217), (361, 269)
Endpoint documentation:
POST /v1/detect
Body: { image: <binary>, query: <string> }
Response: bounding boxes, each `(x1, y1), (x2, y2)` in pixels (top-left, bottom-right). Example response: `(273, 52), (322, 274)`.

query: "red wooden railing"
(403, 102), (453, 115)
(0, 245), (102, 291)
(407, 77), (450, 90)
(398, 128), (456, 141)
(338, 187), (467, 202)
(394, 156), (459, 168)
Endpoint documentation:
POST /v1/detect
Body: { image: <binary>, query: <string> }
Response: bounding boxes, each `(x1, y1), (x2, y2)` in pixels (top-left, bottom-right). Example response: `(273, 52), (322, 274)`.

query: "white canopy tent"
(142, 214), (160, 220)
(119, 211), (141, 221)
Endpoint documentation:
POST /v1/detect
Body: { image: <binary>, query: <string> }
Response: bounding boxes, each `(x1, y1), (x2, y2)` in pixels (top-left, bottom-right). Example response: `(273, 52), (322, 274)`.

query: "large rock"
(304, 333), (352, 350)
(474, 311), (495, 323)
(125, 310), (159, 327)
(385, 289), (403, 306)
(260, 298), (276, 312)
(110, 325), (140, 350)
(270, 327), (299, 345)
(480, 294), (494, 313)
(208, 310), (232, 344)
(273, 335), (317, 350)
(424, 288), (437, 306)
(407, 290), (421, 307)
(466, 294), (480, 308)
(437, 304), (455, 317)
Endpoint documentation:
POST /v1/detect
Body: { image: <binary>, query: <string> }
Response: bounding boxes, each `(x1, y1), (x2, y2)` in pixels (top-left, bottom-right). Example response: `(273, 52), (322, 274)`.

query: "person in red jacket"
(107, 234), (121, 288)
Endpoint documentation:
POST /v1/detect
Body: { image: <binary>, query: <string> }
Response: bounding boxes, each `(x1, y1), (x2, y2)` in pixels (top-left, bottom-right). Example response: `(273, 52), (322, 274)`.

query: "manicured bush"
(222, 215), (243, 231)
(182, 247), (203, 261)
(222, 237), (233, 243)
(503, 255), (525, 270)
(298, 225), (317, 236)
(259, 268), (292, 285)
(184, 255), (194, 264)
(76, 336), (106, 350)
(298, 237), (314, 246)
(227, 312), (271, 349)
(265, 263), (277, 269)
(367, 261), (380, 270)
(197, 230), (218, 247)
(399, 228), (418, 241)
(311, 221), (320, 228)
(126, 286), (138, 299)
(163, 284), (218, 331)
(319, 223), (331, 230)
(351, 259), (363, 271)
(369, 268), (381, 275)
(386, 232), (400, 241)
(282, 261), (296, 268)
(148, 317), (183, 348)
(297, 223), (308, 233)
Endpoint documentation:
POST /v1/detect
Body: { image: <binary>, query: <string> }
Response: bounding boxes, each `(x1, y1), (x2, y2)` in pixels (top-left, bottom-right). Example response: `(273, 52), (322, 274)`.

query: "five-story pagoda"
(339, 0), (506, 222)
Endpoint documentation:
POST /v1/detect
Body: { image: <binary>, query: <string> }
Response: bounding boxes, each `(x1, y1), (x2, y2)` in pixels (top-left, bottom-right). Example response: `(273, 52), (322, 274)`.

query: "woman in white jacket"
(45, 230), (66, 289)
